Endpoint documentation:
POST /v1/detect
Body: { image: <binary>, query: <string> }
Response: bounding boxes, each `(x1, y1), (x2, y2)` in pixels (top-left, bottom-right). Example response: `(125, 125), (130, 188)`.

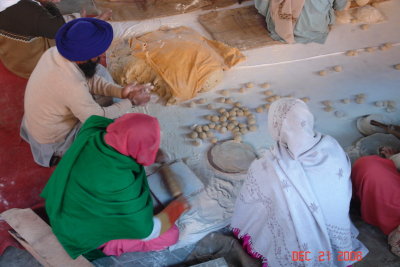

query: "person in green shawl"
(41, 113), (189, 260)
(254, 0), (348, 44)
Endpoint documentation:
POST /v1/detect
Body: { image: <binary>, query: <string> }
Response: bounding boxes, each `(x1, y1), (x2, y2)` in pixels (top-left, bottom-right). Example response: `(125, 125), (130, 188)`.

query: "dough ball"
(256, 107), (264, 113)
(300, 97), (310, 103)
(234, 102), (242, 107)
(322, 100), (333, 106)
(355, 97), (365, 104)
(218, 108), (226, 114)
(205, 115), (212, 121)
(236, 110), (244, 117)
(334, 110), (346, 118)
(394, 64), (400, 70)
(261, 82), (270, 88)
(386, 107), (396, 113)
(190, 132), (198, 139)
(209, 123), (216, 129)
(206, 131), (214, 138)
(346, 50), (358, 56)
(195, 125), (203, 132)
(356, 93), (366, 99)
(232, 127), (240, 133)
(228, 116), (237, 121)
(219, 127), (227, 134)
(365, 47), (376, 53)
(193, 139), (202, 146)
(383, 43), (393, 49)
(229, 110), (237, 117)
(227, 123), (235, 130)
(247, 114), (255, 120)
(197, 98), (206, 104)
(225, 98), (234, 104)
(244, 110), (251, 116)
(324, 106), (334, 112)
(215, 124), (222, 131)
(318, 70), (328, 76)
(245, 82), (254, 88)
(240, 127), (248, 134)
(248, 118), (256, 125)
(249, 125), (258, 132)
(219, 116), (227, 122)
(217, 97), (226, 103)
(333, 65), (343, 72)
(207, 104), (215, 110)
(202, 125), (210, 132)
(233, 121), (239, 126)
(238, 123), (246, 128)
(222, 111), (229, 117)
(387, 100), (396, 108)
(221, 121), (228, 127)
(341, 98), (351, 104)
(360, 24), (369, 30)
(233, 135), (242, 143)
(211, 138), (218, 144)
(211, 115), (219, 122)
(199, 132), (207, 140)
(221, 89), (230, 96)
(239, 87), (246, 93)
(264, 90), (273, 96)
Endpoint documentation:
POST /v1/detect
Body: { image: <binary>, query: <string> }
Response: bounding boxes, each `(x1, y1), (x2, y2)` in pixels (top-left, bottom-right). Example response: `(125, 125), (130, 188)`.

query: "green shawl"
(41, 115), (154, 259)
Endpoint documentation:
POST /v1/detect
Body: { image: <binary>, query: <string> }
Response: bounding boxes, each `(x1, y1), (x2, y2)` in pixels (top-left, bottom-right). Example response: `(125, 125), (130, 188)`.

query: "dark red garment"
(352, 155), (400, 235)
(0, 61), (54, 254)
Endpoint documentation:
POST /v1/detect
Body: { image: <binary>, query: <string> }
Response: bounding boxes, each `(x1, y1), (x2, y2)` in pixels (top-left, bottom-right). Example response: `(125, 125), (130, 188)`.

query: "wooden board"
(199, 5), (281, 51)
(94, 0), (212, 21)
(1, 208), (93, 267)
(202, 0), (251, 10)
(56, 0), (98, 15)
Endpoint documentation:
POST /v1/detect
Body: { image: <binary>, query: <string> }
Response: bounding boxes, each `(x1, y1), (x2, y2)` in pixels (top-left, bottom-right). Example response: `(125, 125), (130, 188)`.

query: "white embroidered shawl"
(231, 98), (368, 266)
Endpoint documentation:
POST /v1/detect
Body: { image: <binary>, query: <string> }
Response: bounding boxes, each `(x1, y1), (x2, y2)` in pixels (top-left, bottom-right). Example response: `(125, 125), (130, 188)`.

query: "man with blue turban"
(21, 18), (152, 167)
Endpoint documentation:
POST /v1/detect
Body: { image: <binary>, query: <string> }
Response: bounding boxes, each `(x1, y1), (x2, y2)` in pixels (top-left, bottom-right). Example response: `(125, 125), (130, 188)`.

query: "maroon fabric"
(352, 155), (400, 235)
(0, 61), (54, 254)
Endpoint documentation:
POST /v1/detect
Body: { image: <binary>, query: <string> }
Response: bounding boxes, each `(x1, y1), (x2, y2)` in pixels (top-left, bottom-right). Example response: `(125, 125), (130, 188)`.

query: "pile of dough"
(108, 26), (245, 104)
(336, 4), (385, 24)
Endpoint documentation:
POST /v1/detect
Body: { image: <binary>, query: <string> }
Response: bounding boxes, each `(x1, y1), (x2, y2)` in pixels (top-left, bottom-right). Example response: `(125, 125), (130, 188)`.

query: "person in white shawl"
(231, 98), (368, 266)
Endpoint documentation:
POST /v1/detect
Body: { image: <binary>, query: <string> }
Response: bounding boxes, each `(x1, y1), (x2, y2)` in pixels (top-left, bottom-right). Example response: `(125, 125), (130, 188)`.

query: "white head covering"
(0, 0), (21, 12)
(268, 98), (320, 159)
(231, 98), (368, 266)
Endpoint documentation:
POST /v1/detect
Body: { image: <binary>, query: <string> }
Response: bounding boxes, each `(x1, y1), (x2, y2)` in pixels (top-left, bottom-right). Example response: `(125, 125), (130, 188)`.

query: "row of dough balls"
(321, 94), (397, 116)
(318, 66), (343, 76)
(345, 42), (393, 57)
(219, 82), (271, 96)
(188, 103), (259, 146)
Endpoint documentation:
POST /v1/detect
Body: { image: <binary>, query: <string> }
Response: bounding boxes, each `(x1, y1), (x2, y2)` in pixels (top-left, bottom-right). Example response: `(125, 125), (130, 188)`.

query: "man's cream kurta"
(24, 47), (132, 144)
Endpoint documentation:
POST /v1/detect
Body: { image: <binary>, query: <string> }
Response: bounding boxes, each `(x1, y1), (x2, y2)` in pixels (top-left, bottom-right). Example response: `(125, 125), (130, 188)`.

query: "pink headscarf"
(104, 113), (160, 166)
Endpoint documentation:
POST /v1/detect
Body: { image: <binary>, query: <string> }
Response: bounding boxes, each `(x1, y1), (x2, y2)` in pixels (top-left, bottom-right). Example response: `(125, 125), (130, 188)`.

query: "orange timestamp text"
(292, 251), (363, 262)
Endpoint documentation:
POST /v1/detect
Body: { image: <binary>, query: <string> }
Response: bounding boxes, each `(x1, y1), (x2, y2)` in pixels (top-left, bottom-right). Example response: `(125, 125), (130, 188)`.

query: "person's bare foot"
(379, 146), (398, 158)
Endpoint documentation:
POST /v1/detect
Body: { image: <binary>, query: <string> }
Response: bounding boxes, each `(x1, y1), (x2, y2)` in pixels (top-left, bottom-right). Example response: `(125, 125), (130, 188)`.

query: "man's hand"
(97, 9), (113, 21)
(122, 83), (153, 106)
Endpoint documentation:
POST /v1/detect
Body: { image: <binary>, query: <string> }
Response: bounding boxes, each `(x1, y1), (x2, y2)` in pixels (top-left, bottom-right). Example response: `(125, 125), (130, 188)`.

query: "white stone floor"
(106, 0), (400, 264)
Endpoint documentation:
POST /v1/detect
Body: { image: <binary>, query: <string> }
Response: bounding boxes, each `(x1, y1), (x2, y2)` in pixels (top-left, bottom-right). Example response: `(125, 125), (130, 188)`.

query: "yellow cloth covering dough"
(108, 27), (245, 102)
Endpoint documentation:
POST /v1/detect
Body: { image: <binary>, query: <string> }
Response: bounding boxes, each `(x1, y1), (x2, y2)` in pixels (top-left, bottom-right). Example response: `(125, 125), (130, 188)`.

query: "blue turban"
(56, 18), (113, 61)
